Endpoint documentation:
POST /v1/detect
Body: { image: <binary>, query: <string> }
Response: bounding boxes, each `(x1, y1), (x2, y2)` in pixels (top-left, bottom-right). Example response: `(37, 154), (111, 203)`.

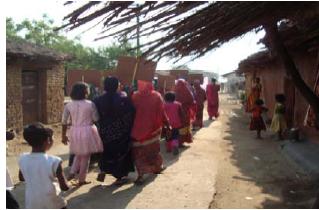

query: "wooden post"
(264, 22), (319, 128)
(132, 57), (140, 86)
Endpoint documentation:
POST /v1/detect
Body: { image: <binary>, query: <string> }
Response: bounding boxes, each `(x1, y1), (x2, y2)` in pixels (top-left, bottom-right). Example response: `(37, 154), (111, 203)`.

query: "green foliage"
(6, 15), (135, 70)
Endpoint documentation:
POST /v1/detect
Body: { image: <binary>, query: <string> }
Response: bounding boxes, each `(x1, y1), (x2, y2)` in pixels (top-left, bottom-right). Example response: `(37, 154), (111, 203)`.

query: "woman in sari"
(192, 80), (206, 129)
(175, 79), (195, 146)
(94, 77), (136, 185)
(246, 77), (262, 112)
(131, 80), (170, 185)
(206, 78), (220, 120)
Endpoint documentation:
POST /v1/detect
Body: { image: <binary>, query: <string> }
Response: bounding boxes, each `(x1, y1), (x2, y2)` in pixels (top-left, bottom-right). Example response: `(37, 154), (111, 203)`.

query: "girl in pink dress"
(62, 82), (103, 186)
(164, 92), (184, 155)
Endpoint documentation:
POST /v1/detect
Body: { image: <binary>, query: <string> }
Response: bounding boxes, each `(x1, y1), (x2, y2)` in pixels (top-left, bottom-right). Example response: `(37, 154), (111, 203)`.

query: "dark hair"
(255, 77), (260, 82)
(164, 92), (176, 102)
(70, 82), (88, 100)
(6, 130), (15, 141)
(275, 94), (286, 103)
(23, 123), (50, 148)
(211, 78), (216, 83)
(255, 99), (264, 106)
(104, 76), (119, 93)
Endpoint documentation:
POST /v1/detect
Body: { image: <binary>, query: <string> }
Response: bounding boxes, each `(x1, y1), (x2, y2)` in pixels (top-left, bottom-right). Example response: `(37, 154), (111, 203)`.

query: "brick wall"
(6, 63), (23, 132)
(45, 64), (65, 124)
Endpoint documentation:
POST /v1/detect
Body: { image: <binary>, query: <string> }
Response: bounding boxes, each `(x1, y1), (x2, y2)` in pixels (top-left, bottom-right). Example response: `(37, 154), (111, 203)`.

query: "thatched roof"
(59, 1), (319, 61)
(6, 39), (71, 63)
(238, 18), (319, 73)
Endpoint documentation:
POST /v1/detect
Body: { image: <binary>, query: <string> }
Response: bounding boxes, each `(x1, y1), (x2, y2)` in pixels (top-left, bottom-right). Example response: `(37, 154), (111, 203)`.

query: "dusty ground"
(7, 94), (318, 208)
(210, 94), (318, 209)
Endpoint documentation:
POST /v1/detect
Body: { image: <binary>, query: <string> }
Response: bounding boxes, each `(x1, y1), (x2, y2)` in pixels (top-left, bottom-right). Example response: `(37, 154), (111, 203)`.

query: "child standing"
(6, 130), (19, 209)
(62, 82), (103, 185)
(271, 94), (287, 140)
(249, 99), (268, 139)
(19, 123), (69, 209)
(164, 92), (184, 155)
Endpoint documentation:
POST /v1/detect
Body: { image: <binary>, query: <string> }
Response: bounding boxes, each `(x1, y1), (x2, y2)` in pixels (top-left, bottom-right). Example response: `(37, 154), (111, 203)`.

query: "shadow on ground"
(221, 104), (318, 208)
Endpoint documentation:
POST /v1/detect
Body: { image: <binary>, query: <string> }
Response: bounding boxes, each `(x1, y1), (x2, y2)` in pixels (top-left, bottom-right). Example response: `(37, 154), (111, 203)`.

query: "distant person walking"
(193, 80), (206, 129)
(206, 78), (220, 120)
(94, 77), (136, 185)
(175, 79), (195, 146)
(131, 80), (170, 185)
(62, 82), (103, 186)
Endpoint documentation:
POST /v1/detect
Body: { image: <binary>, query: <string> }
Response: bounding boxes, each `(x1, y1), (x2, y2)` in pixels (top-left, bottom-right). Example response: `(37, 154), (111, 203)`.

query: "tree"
(6, 15), (136, 70)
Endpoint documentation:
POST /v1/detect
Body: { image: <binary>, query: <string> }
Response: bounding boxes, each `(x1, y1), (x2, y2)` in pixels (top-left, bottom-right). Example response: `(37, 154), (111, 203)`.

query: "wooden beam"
(264, 22), (319, 128)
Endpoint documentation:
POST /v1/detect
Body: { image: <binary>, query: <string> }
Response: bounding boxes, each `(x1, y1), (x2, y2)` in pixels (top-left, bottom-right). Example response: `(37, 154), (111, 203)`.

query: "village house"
(238, 20), (319, 142)
(6, 39), (70, 132)
(221, 71), (245, 94)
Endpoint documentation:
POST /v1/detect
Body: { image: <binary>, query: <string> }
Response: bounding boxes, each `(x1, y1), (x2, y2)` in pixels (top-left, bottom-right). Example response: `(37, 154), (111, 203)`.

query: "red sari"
(206, 83), (220, 118)
(246, 83), (262, 112)
(175, 80), (195, 145)
(193, 82), (206, 128)
(131, 81), (166, 175)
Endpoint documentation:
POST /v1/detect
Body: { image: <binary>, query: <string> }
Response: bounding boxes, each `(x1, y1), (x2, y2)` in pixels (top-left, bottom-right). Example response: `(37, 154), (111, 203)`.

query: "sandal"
(134, 176), (144, 186)
(113, 178), (128, 186)
(155, 166), (167, 174)
(67, 173), (75, 181)
(78, 181), (91, 186)
(97, 173), (106, 182)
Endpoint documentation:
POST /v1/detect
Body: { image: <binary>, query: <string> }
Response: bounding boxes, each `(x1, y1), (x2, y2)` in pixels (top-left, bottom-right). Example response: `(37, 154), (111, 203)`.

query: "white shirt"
(6, 168), (13, 190)
(19, 153), (66, 209)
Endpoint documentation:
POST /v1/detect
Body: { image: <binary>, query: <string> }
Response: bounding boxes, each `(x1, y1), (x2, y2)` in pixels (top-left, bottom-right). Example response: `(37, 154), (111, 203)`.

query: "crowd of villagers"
(9, 76), (220, 208)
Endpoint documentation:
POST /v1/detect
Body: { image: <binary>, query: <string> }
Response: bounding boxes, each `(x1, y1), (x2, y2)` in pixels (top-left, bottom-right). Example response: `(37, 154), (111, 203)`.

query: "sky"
(5, 0), (266, 76)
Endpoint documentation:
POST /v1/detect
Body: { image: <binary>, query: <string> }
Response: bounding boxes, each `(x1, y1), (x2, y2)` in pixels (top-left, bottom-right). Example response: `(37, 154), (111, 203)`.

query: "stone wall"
(45, 63), (65, 124)
(6, 63), (23, 132)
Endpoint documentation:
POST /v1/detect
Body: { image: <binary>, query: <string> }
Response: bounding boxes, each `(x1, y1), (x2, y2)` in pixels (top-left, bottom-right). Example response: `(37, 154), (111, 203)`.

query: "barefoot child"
(249, 99), (268, 139)
(164, 92), (184, 155)
(62, 82), (103, 186)
(271, 94), (287, 140)
(19, 123), (69, 209)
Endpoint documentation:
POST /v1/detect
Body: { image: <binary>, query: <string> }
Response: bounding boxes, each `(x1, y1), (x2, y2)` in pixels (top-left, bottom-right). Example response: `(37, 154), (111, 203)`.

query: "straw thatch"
(238, 18), (319, 73)
(6, 39), (71, 62)
(59, 1), (319, 61)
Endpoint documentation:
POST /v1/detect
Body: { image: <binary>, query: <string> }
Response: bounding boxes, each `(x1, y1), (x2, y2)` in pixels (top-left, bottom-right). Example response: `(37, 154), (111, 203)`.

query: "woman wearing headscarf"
(131, 80), (170, 184)
(192, 80), (206, 129)
(175, 79), (195, 146)
(206, 78), (220, 120)
(94, 77), (136, 185)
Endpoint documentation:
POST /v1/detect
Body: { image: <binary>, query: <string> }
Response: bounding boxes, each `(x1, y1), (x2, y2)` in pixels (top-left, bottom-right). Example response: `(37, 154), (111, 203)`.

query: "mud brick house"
(238, 20), (319, 142)
(6, 39), (69, 132)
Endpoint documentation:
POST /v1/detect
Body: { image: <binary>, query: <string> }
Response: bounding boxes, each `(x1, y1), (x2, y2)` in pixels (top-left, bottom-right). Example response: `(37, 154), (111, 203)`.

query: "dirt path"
(8, 101), (223, 209)
(210, 94), (317, 208)
(8, 94), (317, 208)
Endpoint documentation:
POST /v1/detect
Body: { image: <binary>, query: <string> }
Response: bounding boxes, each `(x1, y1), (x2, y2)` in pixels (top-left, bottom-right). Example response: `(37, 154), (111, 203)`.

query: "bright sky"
(5, 0), (266, 76)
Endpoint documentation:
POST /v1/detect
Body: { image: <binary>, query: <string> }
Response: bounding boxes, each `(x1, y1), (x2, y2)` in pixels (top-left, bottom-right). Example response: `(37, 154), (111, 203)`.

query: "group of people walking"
(12, 76), (220, 209)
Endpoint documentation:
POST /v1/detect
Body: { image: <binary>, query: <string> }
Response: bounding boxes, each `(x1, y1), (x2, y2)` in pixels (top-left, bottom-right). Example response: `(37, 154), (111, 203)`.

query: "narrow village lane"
(9, 94), (314, 208)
